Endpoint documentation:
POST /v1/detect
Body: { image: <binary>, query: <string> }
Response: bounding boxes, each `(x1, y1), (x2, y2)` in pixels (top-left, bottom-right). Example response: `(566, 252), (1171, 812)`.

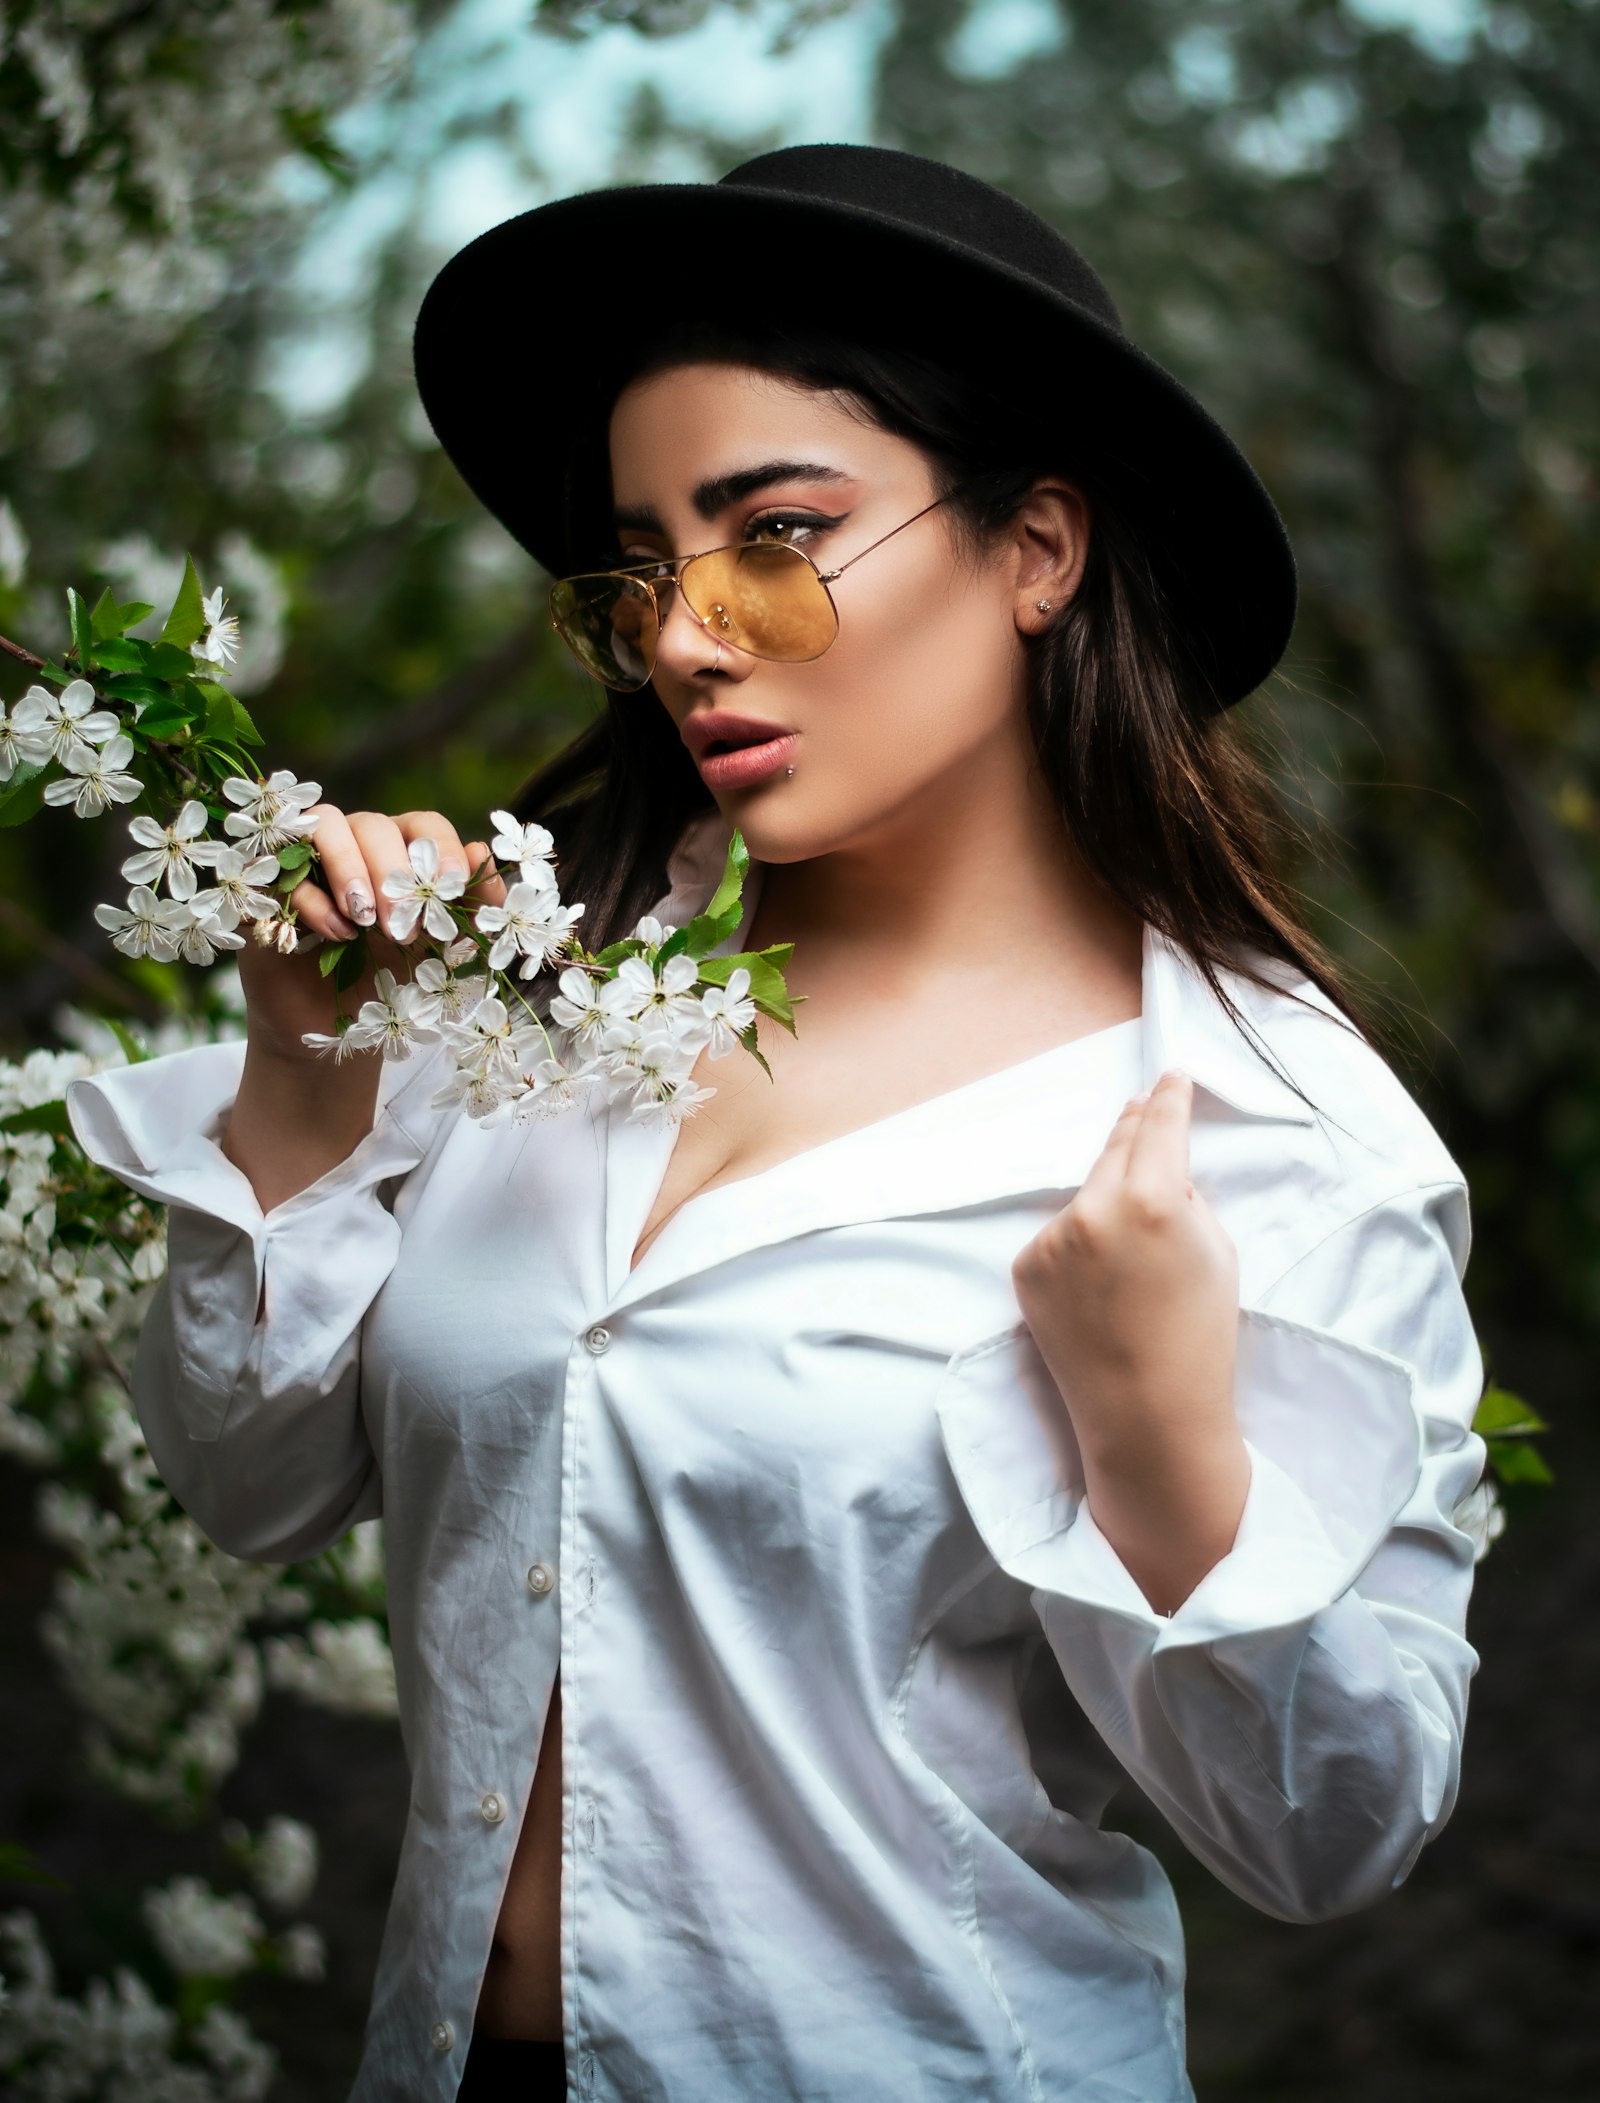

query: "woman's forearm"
(219, 1038), (384, 1217)
(1079, 1422), (1252, 1618)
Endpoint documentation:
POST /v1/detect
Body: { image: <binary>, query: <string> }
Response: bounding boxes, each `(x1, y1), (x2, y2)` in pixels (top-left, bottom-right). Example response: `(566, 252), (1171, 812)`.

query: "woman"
(66, 147), (1488, 2102)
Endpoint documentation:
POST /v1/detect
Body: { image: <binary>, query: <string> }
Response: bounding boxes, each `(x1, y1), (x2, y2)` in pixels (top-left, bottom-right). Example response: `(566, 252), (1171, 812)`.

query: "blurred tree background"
(1, 0), (1594, 2095)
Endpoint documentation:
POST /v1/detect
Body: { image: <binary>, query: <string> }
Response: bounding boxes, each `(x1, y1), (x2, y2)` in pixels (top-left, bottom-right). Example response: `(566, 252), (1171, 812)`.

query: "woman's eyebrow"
(612, 460), (853, 534)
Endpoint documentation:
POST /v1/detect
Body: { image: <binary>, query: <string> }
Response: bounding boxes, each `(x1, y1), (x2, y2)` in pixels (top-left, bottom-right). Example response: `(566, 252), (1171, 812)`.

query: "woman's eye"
(745, 511), (829, 546)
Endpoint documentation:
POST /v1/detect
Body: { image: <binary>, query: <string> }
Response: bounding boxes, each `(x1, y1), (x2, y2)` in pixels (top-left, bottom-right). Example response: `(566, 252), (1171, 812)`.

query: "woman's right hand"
(235, 804), (508, 1062)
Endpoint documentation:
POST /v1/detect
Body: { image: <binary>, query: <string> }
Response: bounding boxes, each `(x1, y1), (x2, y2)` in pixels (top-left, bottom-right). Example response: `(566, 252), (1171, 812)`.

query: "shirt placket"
(559, 1308), (620, 2098)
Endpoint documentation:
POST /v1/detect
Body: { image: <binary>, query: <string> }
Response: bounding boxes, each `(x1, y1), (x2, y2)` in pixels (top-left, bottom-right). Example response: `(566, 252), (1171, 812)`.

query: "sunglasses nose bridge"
(651, 553), (733, 674)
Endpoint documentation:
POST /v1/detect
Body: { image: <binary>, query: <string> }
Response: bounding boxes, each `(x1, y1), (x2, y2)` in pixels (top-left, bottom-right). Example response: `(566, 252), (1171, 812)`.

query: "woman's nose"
(652, 569), (749, 683)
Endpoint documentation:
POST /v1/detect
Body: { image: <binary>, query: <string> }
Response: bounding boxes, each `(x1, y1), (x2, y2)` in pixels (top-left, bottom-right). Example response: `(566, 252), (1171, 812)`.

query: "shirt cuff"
(64, 1036), (447, 1235)
(936, 1300), (1427, 1650)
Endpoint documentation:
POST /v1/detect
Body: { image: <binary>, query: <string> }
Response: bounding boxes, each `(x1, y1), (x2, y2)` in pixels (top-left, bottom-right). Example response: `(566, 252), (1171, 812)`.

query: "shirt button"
(583, 1323), (612, 1354)
(479, 1792), (507, 1825)
(431, 2020), (454, 2052)
(527, 1561), (555, 1596)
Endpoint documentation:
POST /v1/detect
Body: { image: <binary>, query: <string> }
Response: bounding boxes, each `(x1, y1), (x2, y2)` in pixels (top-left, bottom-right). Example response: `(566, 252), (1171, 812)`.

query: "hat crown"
(719, 142), (1124, 337)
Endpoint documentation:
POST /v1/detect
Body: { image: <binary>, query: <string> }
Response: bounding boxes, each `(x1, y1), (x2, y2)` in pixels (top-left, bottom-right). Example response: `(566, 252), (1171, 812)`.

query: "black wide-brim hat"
(413, 143), (1296, 709)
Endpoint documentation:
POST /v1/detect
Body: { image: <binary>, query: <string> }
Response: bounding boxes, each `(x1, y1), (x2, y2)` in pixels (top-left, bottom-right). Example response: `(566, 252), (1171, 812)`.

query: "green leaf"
(319, 940), (348, 979)
(736, 1019), (773, 1080)
(592, 939), (647, 968)
(1487, 1440), (1554, 1487)
(696, 944), (799, 1032)
(701, 828), (750, 926)
(1473, 1384), (1548, 1438)
(280, 105), (358, 187)
(67, 586), (93, 669)
(145, 640), (201, 680)
(89, 585), (124, 643)
(158, 554), (207, 650)
(275, 841), (315, 873)
(88, 637), (146, 672)
(681, 899), (743, 959)
(130, 696), (200, 740)
(335, 935), (369, 992)
(229, 695), (264, 748)
(0, 1841), (70, 1892)
(0, 1100), (73, 1139)
(657, 924), (693, 964)
(0, 760), (47, 828)
(103, 1017), (149, 1065)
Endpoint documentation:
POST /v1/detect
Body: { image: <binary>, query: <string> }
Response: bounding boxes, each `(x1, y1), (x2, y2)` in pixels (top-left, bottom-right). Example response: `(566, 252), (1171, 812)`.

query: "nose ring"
(711, 639), (723, 672)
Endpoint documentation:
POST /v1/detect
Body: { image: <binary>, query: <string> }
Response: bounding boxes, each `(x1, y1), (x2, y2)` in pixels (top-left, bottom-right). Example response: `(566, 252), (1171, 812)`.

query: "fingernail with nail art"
(345, 885), (376, 926)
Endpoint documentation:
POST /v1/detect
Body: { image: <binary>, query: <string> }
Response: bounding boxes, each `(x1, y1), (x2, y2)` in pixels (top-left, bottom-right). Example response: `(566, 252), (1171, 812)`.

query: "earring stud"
(1035, 598), (1054, 613)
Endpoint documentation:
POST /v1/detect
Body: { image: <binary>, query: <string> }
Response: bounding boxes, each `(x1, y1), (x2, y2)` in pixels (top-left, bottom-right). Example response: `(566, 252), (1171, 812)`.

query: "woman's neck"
(744, 752), (1142, 1011)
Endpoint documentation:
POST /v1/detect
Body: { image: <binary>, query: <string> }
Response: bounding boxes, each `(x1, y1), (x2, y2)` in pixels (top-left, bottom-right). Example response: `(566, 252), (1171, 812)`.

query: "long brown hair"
(507, 316), (1394, 1112)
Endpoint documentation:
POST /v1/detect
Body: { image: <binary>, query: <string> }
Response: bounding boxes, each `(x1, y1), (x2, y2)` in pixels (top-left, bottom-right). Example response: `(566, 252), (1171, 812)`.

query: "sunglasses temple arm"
(816, 489), (959, 583)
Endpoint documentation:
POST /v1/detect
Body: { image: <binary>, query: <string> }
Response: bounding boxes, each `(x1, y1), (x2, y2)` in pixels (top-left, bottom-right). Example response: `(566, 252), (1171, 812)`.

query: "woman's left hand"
(1010, 1069), (1242, 1475)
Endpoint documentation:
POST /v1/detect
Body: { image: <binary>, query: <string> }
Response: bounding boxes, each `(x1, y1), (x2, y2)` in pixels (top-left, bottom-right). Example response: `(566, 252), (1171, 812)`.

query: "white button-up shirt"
(65, 808), (1488, 2103)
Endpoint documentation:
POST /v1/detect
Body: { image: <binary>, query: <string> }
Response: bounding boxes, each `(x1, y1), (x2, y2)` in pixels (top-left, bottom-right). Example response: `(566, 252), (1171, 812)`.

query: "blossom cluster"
(4, 570), (791, 1133)
(320, 821), (762, 1132)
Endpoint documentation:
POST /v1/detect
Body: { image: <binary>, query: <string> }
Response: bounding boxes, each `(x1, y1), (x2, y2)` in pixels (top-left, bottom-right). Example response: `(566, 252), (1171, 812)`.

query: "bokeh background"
(1, 0), (1596, 2095)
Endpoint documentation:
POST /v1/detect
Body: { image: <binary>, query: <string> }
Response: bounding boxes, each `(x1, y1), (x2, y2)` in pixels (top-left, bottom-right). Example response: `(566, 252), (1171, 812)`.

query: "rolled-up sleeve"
(65, 1038), (448, 1564)
(938, 1178), (1488, 1926)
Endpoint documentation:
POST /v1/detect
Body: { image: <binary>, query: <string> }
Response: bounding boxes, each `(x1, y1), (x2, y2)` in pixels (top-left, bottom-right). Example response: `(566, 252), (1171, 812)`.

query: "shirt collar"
(657, 809), (1319, 1135)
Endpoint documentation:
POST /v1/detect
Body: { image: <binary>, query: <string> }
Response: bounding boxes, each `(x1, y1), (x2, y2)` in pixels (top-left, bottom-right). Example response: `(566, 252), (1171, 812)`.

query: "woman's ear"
(1011, 478), (1091, 636)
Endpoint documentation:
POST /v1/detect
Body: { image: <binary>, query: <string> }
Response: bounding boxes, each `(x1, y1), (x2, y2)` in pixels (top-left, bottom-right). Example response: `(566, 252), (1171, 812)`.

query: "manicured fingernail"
(345, 885), (376, 926)
(327, 909), (359, 940)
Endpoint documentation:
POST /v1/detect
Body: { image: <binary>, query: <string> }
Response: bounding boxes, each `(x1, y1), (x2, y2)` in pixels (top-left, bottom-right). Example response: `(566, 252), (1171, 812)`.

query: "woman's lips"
(696, 731), (797, 790)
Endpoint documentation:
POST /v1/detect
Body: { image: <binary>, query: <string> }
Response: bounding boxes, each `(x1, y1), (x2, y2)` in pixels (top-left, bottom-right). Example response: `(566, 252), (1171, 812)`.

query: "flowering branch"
(2, 557), (799, 1133)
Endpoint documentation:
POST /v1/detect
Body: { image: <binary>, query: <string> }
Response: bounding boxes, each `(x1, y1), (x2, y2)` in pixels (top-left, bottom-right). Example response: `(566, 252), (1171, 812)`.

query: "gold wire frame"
(547, 489), (960, 692)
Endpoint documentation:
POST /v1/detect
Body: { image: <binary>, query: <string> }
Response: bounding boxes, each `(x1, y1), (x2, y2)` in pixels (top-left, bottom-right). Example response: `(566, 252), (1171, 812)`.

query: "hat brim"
(413, 181), (1296, 707)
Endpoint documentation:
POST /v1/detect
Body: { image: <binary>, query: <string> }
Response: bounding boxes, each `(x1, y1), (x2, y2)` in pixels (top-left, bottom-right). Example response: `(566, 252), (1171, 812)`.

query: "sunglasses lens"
(550, 574), (659, 689)
(681, 542), (838, 662)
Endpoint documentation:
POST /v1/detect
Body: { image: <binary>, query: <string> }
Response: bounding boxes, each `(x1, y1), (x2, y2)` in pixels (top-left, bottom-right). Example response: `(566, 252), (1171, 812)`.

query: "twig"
(0, 633), (47, 673)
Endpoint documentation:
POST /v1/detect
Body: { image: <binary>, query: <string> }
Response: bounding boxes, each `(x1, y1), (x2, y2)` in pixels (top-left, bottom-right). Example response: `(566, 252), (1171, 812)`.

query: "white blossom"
(340, 967), (442, 1061)
(220, 769), (321, 857)
(601, 950), (709, 1042)
(176, 910), (246, 966)
(41, 730), (144, 817)
(489, 807), (557, 887)
(0, 693), (53, 780)
(413, 936), (490, 1023)
(247, 1817), (319, 1912)
(264, 1616), (398, 1719)
(1454, 1476), (1507, 1562)
(300, 1020), (368, 1063)
(698, 966), (758, 1058)
(615, 1023), (717, 1129)
(142, 1876), (265, 1980)
(474, 879), (586, 980)
(275, 1923), (327, 1983)
(192, 584), (243, 671)
(11, 678), (120, 765)
(380, 834), (466, 944)
(633, 914), (678, 947)
(120, 798), (222, 899)
(507, 1045), (602, 1126)
(549, 964), (610, 1045)
(189, 845), (281, 931)
(93, 885), (195, 961)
